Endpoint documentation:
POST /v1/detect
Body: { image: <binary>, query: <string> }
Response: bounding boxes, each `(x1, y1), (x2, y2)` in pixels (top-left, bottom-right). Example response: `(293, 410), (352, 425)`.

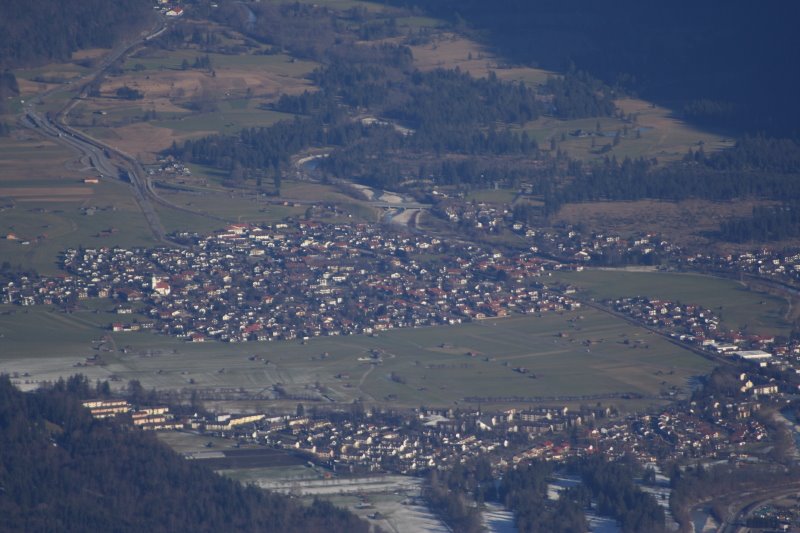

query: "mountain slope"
(0, 375), (375, 533)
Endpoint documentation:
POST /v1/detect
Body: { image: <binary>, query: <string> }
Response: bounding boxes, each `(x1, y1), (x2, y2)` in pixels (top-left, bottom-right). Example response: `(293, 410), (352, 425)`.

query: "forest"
(548, 135), (800, 211)
(386, 0), (800, 137)
(0, 0), (154, 68)
(718, 203), (800, 243)
(499, 461), (587, 533)
(174, 1), (800, 218)
(0, 375), (376, 533)
(422, 453), (666, 533)
(174, 2), (614, 191)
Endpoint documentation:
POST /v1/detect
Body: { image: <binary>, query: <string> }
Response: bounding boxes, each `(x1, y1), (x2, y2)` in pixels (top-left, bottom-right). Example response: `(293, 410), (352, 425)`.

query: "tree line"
(719, 202), (800, 243)
(547, 135), (800, 211)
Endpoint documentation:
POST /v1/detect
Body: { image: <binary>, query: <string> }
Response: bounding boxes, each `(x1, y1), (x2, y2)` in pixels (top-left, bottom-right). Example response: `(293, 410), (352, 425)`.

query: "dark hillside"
(0, 375), (375, 533)
(391, 0), (800, 136)
(0, 0), (154, 68)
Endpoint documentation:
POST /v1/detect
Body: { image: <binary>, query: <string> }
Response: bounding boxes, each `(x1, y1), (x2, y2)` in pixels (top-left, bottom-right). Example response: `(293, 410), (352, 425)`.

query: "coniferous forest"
(0, 375), (375, 533)
(386, 0), (800, 137)
(0, 0), (154, 68)
(172, 0), (800, 233)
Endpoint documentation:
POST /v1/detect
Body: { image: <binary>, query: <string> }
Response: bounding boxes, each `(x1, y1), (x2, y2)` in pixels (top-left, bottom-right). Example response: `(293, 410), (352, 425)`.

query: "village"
(434, 193), (800, 286)
(3, 221), (577, 342)
(7, 215), (800, 490)
(41, 213), (800, 531)
(79, 367), (785, 487)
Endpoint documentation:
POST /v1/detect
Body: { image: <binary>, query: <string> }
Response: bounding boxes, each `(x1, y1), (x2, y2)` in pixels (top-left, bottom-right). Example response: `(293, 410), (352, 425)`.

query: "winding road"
(17, 19), (178, 243)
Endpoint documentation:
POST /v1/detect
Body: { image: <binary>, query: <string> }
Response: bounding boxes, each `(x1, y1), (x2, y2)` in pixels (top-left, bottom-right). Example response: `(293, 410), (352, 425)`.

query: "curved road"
(17, 19), (180, 244)
(24, 110), (169, 241)
(715, 482), (800, 533)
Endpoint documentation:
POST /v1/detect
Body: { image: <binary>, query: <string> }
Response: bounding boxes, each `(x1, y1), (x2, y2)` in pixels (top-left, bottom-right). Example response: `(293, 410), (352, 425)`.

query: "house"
(735, 350), (772, 361)
(152, 276), (171, 296)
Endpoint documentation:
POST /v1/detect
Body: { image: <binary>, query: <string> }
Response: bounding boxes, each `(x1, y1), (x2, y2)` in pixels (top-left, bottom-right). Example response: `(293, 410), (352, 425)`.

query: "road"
(17, 19), (174, 243)
(292, 150), (431, 227)
(714, 482), (800, 533)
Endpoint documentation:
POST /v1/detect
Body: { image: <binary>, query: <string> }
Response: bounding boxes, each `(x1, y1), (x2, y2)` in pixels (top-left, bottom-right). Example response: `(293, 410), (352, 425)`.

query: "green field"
(0, 304), (713, 410)
(124, 49), (318, 78)
(0, 136), (159, 274)
(551, 269), (790, 336)
(394, 15), (443, 30)
(153, 100), (294, 135)
(150, 175), (379, 226)
(521, 100), (733, 164)
(464, 188), (518, 204)
(0, 201), (157, 274)
(154, 190), (308, 229)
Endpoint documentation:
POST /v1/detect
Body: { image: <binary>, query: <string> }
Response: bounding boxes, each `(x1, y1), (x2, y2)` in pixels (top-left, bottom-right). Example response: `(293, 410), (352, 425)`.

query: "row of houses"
(444, 193), (800, 285)
(82, 399), (181, 430)
(607, 295), (800, 395)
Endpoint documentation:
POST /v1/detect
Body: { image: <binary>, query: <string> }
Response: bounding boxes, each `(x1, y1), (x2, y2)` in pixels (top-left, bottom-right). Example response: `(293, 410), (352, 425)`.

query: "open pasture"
(552, 198), (781, 249)
(464, 188), (518, 204)
(14, 61), (91, 87)
(0, 135), (158, 273)
(0, 304), (712, 410)
(149, 177), (378, 229)
(123, 48), (318, 80)
(523, 98), (733, 164)
(406, 29), (553, 88)
(410, 33), (502, 79)
(0, 135), (85, 182)
(153, 100), (293, 135)
(73, 46), (317, 158)
(152, 188), (307, 230)
(551, 269), (790, 336)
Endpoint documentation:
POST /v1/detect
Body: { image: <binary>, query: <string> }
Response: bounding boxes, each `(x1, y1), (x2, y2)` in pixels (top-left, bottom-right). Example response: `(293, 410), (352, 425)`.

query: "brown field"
(71, 48), (109, 61)
(97, 123), (207, 162)
(615, 98), (734, 157)
(554, 199), (781, 247)
(1, 187), (94, 200)
(410, 33), (497, 77)
(410, 32), (554, 85)
(521, 99), (733, 164)
(101, 67), (313, 104)
(16, 78), (57, 97)
(70, 46), (318, 159)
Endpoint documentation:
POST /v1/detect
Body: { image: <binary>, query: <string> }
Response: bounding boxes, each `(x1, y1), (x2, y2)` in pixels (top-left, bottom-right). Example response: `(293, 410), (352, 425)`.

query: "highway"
(24, 109), (169, 242)
(18, 19), (173, 244)
(20, 16), (429, 242)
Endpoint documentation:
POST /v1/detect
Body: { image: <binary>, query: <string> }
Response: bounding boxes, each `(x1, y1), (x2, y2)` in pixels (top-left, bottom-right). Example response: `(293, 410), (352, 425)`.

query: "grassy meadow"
(0, 304), (712, 411)
(0, 135), (159, 274)
(550, 269), (790, 337)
